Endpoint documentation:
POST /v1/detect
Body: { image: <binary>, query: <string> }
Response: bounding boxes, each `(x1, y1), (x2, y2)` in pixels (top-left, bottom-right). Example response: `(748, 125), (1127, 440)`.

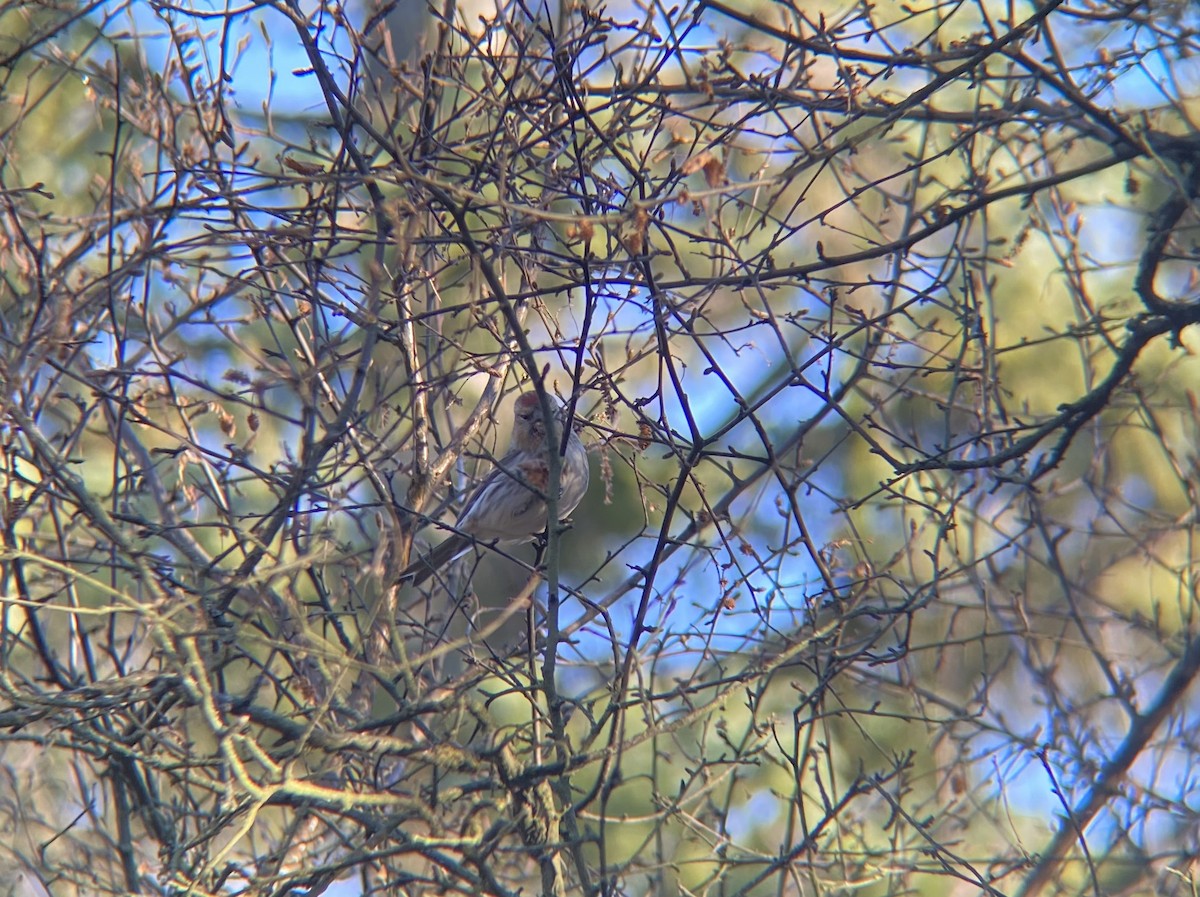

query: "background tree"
(1, 0), (1199, 895)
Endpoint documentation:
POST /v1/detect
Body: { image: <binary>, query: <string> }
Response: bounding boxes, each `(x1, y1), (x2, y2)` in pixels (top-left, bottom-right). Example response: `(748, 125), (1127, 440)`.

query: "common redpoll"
(399, 391), (590, 585)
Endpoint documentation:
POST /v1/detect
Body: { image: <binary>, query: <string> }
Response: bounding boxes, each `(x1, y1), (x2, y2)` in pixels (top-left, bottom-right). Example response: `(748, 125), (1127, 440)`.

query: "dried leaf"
(702, 153), (725, 189)
(283, 156), (324, 176)
(680, 149), (714, 175)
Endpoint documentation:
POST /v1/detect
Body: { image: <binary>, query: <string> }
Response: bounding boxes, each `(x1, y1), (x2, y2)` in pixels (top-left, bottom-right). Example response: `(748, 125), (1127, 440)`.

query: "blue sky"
(68, 1), (1200, 892)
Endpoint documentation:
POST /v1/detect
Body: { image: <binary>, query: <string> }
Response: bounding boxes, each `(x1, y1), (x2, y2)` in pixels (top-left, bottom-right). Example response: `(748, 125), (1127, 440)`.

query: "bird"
(398, 391), (591, 586)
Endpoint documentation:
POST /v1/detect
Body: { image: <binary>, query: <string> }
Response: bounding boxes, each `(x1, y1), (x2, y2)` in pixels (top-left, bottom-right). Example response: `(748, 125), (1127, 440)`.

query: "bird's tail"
(397, 534), (472, 586)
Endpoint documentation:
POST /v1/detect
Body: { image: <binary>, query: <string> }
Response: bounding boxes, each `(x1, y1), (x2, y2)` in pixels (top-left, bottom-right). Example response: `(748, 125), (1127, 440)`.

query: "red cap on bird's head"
(513, 391), (543, 414)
